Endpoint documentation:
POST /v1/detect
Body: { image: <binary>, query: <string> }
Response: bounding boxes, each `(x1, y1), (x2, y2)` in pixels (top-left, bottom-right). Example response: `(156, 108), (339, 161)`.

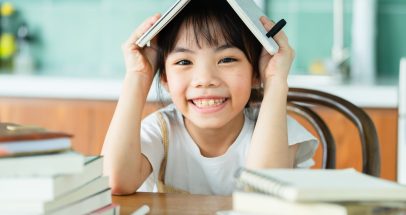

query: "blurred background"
(0, 0), (405, 183)
(0, 0), (404, 82)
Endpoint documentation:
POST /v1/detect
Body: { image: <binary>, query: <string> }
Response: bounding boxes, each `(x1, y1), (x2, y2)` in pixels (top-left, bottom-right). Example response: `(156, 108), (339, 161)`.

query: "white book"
(51, 189), (112, 215)
(136, 0), (190, 47)
(225, 0), (279, 54)
(0, 151), (84, 176)
(136, 0), (279, 55)
(0, 176), (109, 214)
(0, 138), (71, 155)
(89, 204), (120, 215)
(233, 191), (406, 215)
(0, 189), (112, 215)
(0, 156), (103, 201)
(233, 191), (347, 215)
(237, 168), (406, 202)
(0, 122), (72, 157)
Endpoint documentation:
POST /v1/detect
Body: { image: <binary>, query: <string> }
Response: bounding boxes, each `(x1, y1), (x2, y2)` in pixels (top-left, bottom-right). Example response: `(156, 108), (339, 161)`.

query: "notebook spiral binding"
(237, 168), (291, 199)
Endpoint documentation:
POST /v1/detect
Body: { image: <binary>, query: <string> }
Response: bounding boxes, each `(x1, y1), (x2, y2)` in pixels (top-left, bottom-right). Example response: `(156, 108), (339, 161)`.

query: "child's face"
(162, 24), (254, 129)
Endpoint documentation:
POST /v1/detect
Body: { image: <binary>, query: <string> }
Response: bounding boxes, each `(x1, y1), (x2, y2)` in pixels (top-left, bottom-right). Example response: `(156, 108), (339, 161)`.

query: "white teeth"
(193, 98), (226, 108)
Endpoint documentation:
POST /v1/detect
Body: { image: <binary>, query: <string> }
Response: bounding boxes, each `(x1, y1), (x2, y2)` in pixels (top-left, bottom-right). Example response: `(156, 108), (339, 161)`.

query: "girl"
(102, 0), (317, 195)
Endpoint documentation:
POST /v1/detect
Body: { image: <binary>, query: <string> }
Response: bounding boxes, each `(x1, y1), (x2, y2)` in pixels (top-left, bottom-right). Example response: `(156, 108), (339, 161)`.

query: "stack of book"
(0, 122), (119, 215)
(232, 168), (406, 215)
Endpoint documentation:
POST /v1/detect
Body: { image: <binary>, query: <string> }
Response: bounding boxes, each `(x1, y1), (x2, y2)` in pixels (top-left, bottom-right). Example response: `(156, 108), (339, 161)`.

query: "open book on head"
(135, 0), (280, 55)
(236, 168), (406, 202)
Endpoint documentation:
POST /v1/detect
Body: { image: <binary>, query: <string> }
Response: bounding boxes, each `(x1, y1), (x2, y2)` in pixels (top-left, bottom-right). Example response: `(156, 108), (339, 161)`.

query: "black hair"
(155, 0), (263, 104)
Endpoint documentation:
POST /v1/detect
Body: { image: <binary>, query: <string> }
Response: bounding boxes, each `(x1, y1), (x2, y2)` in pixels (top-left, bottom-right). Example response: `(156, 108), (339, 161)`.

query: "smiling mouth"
(190, 98), (228, 108)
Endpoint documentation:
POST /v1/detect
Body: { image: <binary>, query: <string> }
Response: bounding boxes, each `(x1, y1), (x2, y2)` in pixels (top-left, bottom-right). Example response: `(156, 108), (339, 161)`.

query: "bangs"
(181, 13), (237, 49)
(159, 0), (254, 56)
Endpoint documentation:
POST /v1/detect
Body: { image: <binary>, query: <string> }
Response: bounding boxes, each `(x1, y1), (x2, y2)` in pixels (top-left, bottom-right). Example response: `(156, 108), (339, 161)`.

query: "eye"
(175, 59), (192, 65)
(219, 57), (237, 64)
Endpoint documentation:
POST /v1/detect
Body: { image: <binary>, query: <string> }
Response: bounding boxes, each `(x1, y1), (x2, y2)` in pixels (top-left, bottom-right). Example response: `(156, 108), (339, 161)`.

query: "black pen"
(266, 19), (287, 38)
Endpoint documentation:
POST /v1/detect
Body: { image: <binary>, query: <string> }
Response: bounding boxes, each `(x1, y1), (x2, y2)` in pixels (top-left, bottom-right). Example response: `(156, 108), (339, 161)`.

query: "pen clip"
(266, 19), (287, 38)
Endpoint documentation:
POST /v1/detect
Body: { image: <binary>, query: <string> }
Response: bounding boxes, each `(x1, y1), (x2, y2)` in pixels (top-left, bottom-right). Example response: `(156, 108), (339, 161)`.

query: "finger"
(260, 16), (275, 32)
(260, 16), (289, 48)
(125, 13), (161, 47)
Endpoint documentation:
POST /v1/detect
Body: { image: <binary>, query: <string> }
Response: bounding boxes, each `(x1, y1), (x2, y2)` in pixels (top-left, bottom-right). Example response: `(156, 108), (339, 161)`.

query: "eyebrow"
(216, 44), (234, 51)
(171, 44), (236, 54)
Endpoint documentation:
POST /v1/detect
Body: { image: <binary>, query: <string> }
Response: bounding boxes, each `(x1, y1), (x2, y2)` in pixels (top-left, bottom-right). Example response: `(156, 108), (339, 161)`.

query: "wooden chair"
(287, 87), (380, 177)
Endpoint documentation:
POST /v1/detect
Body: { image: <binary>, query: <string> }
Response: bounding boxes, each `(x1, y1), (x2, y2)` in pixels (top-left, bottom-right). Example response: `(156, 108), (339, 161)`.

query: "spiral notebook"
(232, 191), (406, 215)
(236, 168), (406, 202)
(136, 0), (279, 54)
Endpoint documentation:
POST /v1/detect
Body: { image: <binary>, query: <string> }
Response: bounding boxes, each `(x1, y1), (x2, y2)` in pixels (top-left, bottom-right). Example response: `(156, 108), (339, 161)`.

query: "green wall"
(6, 0), (406, 80)
(8, 0), (175, 78)
(267, 0), (406, 79)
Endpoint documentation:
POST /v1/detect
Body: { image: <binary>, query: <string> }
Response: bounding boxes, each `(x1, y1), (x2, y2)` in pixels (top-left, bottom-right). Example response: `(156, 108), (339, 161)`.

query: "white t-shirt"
(139, 104), (318, 195)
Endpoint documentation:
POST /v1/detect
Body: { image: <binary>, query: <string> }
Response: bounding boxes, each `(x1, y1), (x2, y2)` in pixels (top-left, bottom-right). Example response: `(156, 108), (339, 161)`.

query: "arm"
(101, 14), (161, 195)
(246, 16), (297, 169)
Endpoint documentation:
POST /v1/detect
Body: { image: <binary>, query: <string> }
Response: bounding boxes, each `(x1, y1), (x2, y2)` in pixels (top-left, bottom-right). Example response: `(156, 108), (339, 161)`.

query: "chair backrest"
(287, 87), (380, 177)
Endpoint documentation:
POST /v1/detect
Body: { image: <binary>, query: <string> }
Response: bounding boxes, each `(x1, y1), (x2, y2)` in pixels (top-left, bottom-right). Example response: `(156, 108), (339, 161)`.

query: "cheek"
(227, 73), (253, 102)
(166, 73), (188, 96)
(229, 73), (253, 90)
(235, 82), (252, 99)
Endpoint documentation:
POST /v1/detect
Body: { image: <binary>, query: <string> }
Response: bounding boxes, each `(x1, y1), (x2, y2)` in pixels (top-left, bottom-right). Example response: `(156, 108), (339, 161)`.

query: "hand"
(258, 16), (295, 88)
(122, 14), (161, 82)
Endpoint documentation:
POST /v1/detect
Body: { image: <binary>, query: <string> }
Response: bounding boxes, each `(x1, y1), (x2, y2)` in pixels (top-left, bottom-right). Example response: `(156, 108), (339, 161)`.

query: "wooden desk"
(113, 193), (406, 215)
(112, 192), (231, 215)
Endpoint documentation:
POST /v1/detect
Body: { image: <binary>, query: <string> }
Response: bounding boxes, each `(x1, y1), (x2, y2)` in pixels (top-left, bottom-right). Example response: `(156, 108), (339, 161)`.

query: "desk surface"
(113, 193), (406, 215)
(112, 192), (231, 215)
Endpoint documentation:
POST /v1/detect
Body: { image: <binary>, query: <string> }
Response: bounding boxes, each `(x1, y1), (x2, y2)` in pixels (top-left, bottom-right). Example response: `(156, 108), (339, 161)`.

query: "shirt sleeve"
(287, 116), (319, 168)
(139, 112), (165, 184)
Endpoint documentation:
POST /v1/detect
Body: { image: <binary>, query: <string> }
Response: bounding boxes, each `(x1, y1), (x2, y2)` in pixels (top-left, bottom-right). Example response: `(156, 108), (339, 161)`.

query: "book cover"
(51, 189), (112, 215)
(0, 156), (103, 201)
(136, 0), (279, 54)
(0, 150), (84, 176)
(0, 122), (72, 157)
(233, 191), (406, 215)
(0, 123), (72, 142)
(0, 176), (110, 214)
(233, 191), (347, 215)
(236, 168), (406, 202)
(225, 0), (279, 54)
(136, 0), (190, 47)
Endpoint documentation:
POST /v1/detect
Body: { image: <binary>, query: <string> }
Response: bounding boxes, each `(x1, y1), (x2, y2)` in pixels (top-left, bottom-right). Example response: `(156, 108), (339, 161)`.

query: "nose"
(190, 63), (221, 88)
